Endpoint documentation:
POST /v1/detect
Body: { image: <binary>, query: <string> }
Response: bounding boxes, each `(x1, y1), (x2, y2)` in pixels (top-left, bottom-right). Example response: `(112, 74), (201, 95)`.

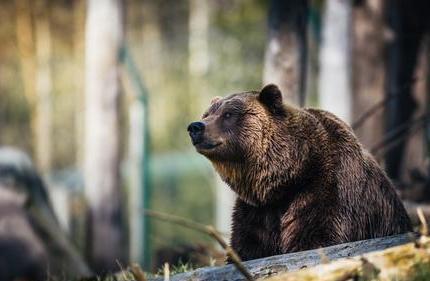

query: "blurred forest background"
(0, 0), (429, 280)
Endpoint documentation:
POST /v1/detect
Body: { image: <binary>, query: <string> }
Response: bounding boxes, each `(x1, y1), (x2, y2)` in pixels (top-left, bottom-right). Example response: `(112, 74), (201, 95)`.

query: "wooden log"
(140, 233), (414, 281)
(265, 236), (430, 281)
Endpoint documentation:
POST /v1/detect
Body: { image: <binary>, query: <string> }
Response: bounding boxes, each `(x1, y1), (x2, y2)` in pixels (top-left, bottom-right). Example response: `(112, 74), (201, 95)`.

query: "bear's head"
(187, 84), (316, 206)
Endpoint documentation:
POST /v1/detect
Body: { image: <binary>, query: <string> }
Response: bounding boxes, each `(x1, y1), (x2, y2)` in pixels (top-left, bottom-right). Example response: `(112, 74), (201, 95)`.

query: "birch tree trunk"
(84, 0), (127, 273)
(319, 0), (352, 124)
(263, 0), (308, 105)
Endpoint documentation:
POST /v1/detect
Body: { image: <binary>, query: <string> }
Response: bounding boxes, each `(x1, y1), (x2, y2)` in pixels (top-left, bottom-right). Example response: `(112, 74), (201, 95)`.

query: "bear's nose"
(187, 121), (205, 134)
(187, 121), (205, 144)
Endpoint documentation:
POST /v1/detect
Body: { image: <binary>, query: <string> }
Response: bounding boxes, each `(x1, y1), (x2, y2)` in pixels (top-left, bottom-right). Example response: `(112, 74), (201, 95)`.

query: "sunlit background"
(0, 0), (429, 280)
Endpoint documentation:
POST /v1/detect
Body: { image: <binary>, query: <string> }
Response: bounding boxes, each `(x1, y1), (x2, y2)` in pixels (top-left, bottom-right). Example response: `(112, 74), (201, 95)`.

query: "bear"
(187, 84), (412, 262)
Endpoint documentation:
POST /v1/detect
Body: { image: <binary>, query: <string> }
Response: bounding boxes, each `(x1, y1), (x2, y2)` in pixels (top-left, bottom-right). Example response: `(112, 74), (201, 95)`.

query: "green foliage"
(210, 0), (267, 92)
(149, 152), (215, 267)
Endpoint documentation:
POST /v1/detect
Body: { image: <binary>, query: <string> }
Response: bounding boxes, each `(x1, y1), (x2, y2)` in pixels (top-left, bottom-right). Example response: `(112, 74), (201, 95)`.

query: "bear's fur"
(188, 84), (412, 261)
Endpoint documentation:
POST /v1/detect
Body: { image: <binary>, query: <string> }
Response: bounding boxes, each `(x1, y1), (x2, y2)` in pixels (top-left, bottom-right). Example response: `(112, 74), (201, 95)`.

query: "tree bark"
(265, 236), (429, 281)
(318, 0), (352, 123)
(84, 0), (127, 273)
(384, 0), (428, 182)
(14, 0), (35, 106)
(263, 0), (308, 105)
(73, 0), (85, 170)
(34, 0), (53, 173)
(30, 0), (53, 173)
(351, 0), (385, 151)
(188, 0), (209, 78)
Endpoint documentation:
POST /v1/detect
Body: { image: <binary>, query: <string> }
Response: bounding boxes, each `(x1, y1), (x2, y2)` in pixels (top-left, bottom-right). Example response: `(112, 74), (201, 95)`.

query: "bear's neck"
(212, 111), (332, 206)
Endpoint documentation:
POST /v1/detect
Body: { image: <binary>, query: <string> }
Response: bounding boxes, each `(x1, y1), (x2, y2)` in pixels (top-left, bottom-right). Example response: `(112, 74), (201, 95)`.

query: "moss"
(408, 260), (430, 281)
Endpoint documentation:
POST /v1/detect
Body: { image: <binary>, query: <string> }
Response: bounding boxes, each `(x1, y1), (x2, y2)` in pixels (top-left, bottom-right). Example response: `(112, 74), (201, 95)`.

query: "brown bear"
(187, 84), (412, 262)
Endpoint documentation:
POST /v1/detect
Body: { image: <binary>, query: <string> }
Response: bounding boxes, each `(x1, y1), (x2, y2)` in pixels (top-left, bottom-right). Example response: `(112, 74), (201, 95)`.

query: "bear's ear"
(210, 96), (222, 105)
(258, 84), (284, 115)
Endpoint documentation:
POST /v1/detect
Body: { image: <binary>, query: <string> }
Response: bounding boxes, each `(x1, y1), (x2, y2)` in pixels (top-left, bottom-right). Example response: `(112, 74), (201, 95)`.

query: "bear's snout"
(187, 121), (205, 145)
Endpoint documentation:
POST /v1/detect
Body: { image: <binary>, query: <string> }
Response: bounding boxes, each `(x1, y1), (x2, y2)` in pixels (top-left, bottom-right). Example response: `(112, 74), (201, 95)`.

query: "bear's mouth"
(195, 141), (221, 152)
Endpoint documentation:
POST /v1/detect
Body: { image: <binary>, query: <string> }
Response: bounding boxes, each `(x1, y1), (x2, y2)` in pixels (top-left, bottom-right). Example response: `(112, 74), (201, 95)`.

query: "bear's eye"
(223, 112), (232, 119)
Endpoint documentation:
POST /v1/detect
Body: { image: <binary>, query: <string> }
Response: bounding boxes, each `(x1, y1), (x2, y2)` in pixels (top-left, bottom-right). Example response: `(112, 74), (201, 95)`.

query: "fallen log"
(141, 233), (415, 281)
(264, 235), (430, 281)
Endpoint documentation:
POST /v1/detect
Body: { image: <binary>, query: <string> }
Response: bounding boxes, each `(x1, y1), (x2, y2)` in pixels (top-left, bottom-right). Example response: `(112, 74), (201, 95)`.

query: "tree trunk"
(33, 0), (53, 173)
(384, 0), (427, 182)
(73, 0), (85, 170)
(188, 0), (210, 111)
(188, 0), (209, 79)
(318, 0), (352, 123)
(351, 0), (385, 151)
(128, 100), (145, 265)
(84, 0), (127, 273)
(14, 0), (35, 107)
(263, 0), (308, 105)
(400, 39), (429, 195)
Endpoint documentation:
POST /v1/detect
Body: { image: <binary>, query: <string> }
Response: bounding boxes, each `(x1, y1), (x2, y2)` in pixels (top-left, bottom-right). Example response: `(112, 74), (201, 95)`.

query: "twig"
(352, 95), (394, 130)
(144, 210), (255, 281)
(130, 263), (147, 281)
(115, 260), (130, 281)
(372, 120), (423, 159)
(163, 263), (170, 281)
(370, 112), (428, 155)
(317, 248), (330, 264)
(351, 77), (419, 130)
(417, 208), (428, 236)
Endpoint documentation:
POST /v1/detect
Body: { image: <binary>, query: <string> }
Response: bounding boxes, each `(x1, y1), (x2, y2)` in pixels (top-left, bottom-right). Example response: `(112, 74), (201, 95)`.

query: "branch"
(351, 77), (419, 130)
(144, 210), (254, 281)
(370, 112), (428, 155)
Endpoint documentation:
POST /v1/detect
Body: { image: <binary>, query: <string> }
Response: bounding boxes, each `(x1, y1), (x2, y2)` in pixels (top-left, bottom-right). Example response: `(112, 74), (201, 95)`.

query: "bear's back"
(305, 108), (412, 239)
